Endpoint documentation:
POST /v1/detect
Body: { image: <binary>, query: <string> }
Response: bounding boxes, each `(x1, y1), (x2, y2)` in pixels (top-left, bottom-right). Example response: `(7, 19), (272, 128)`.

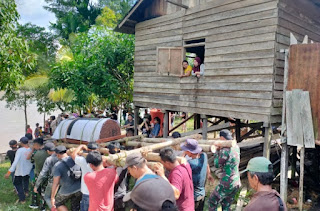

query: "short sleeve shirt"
(184, 65), (192, 74)
(53, 156), (81, 195)
(84, 168), (119, 211)
(6, 150), (16, 164)
(34, 149), (49, 175)
(188, 153), (208, 199)
(75, 156), (92, 195)
(168, 163), (194, 211)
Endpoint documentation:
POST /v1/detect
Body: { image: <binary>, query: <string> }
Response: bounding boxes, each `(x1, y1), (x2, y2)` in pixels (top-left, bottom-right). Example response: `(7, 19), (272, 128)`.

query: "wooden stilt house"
(116, 0), (320, 156)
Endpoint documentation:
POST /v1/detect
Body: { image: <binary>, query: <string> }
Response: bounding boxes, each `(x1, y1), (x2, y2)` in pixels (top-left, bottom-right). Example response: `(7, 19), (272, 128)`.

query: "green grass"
(0, 161), (31, 211)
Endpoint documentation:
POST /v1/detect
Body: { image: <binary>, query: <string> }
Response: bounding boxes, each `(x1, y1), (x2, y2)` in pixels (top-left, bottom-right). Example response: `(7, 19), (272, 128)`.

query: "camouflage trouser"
(208, 184), (239, 211)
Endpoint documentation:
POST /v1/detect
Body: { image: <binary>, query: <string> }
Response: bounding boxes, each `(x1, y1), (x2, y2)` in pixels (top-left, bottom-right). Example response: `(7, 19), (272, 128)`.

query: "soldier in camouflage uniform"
(208, 129), (241, 211)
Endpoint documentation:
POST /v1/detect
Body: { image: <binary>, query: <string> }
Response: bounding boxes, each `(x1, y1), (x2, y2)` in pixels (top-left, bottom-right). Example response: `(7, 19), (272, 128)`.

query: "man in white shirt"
(4, 137), (33, 203)
(72, 143), (99, 211)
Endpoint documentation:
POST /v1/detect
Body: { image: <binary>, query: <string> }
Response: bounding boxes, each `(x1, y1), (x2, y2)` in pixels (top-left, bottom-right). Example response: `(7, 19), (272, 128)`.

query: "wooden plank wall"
(272, 0), (320, 123)
(134, 0), (279, 123)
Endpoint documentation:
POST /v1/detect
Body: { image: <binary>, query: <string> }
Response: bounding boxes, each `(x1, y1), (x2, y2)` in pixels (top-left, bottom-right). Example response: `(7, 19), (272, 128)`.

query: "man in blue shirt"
(180, 139), (209, 211)
(150, 117), (161, 138)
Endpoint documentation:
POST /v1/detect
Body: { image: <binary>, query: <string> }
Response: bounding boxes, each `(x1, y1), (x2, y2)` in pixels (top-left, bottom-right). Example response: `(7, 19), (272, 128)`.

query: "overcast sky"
(15, 0), (99, 30)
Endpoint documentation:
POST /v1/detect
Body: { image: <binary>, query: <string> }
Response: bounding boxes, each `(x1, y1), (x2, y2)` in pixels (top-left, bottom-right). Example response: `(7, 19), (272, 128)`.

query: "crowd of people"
(4, 127), (287, 211)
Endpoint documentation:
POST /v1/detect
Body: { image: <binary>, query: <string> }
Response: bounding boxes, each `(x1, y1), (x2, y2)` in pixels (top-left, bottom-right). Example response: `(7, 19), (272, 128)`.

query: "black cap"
(87, 142), (99, 150)
(20, 137), (29, 144)
(25, 133), (33, 140)
(220, 129), (233, 140)
(172, 132), (181, 139)
(33, 138), (44, 145)
(44, 142), (56, 151)
(55, 145), (67, 154)
(9, 140), (17, 146)
(107, 142), (120, 154)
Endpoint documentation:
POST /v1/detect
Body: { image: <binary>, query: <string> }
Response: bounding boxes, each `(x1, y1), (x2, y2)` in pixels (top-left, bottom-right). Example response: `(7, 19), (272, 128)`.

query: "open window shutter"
(157, 47), (183, 76)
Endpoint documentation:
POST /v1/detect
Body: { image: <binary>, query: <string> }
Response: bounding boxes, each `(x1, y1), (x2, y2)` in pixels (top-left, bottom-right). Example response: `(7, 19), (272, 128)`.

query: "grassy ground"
(0, 162), (31, 211)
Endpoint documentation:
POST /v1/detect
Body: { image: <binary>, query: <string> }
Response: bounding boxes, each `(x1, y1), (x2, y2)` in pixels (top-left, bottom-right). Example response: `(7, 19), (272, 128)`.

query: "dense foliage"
(50, 27), (135, 112)
(0, 0), (36, 92)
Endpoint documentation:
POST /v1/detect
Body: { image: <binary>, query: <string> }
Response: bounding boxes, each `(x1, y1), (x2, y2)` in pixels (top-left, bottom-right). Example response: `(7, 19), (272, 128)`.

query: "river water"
(0, 92), (60, 153)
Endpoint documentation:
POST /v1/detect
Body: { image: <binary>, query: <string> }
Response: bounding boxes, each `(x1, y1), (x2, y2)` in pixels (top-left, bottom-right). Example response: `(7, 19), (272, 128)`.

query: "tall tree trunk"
(24, 91), (28, 133)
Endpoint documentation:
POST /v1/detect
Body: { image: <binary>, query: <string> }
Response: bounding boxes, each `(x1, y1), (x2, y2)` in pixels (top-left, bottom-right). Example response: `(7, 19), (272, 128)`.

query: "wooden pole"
(263, 126), (271, 159)
(134, 106), (139, 136)
(299, 147), (305, 211)
(163, 110), (169, 138)
(201, 115), (208, 140)
(194, 114), (201, 130)
(99, 135), (145, 147)
(235, 119), (241, 142)
(169, 114), (194, 133)
(280, 48), (290, 202)
(104, 135), (201, 163)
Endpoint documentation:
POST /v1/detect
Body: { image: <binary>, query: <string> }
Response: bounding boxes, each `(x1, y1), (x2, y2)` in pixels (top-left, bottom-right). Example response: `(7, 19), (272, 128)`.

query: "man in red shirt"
(155, 147), (194, 211)
(84, 151), (118, 211)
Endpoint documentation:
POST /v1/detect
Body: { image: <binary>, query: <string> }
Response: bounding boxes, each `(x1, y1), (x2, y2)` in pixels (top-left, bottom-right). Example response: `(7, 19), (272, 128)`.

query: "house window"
(157, 47), (184, 76)
(184, 39), (205, 65)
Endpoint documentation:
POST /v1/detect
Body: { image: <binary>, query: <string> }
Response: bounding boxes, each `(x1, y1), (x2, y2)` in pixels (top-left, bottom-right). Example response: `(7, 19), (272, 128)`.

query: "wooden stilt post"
(280, 142), (289, 202)
(194, 114), (201, 130)
(201, 114), (208, 140)
(299, 147), (305, 211)
(263, 126), (271, 159)
(163, 110), (169, 138)
(280, 48), (290, 202)
(134, 106), (139, 136)
(291, 147), (297, 179)
(235, 119), (241, 142)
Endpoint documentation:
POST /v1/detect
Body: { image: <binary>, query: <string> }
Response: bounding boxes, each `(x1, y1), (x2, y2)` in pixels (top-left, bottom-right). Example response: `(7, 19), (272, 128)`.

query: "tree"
(1, 76), (49, 131)
(0, 0), (36, 92)
(99, 0), (136, 21)
(44, 0), (101, 39)
(95, 6), (118, 28)
(48, 88), (75, 112)
(16, 23), (59, 74)
(49, 27), (135, 113)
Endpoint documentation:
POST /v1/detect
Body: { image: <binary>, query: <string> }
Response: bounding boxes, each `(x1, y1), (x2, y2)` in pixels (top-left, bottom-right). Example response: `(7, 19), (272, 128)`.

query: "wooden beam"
(163, 110), (169, 138)
(181, 123), (232, 137)
(263, 127), (271, 159)
(280, 48), (289, 203)
(299, 147), (305, 211)
(166, 0), (188, 9)
(202, 115), (208, 140)
(169, 114), (195, 133)
(235, 119), (241, 142)
(134, 106), (139, 136)
(119, 0), (144, 28)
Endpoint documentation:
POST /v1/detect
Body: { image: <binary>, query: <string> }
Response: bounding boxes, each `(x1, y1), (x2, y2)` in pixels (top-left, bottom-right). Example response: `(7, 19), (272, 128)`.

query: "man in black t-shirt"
(6, 140), (18, 164)
(6, 140), (18, 186)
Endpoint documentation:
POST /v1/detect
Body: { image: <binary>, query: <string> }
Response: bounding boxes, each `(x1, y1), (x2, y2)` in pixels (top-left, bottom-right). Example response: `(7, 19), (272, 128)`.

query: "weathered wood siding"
(273, 0), (320, 123)
(134, 0), (280, 123)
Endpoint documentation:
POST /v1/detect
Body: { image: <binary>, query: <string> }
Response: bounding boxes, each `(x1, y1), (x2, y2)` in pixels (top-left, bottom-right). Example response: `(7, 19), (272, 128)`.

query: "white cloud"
(15, 0), (56, 30)
(15, 0), (99, 30)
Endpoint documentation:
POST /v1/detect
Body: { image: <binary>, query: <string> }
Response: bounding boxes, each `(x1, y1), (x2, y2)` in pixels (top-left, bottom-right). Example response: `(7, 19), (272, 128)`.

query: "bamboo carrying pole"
(104, 134), (202, 163)
(99, 135), (145, 147)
